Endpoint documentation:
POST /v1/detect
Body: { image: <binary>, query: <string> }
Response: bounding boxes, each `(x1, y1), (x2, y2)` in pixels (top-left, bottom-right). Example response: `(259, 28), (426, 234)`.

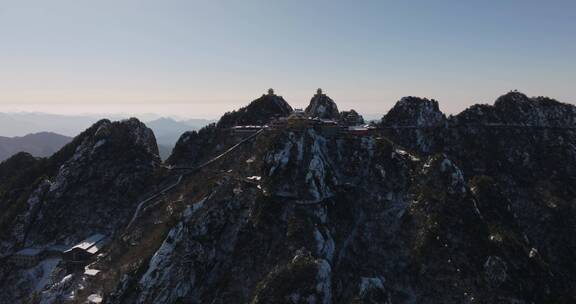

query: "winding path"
(125, 129), (264, 229)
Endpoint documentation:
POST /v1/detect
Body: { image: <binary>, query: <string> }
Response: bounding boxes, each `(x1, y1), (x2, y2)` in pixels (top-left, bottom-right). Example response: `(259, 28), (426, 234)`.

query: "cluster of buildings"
(231, 89), (372, 137)
(10, 233), (109, 270)
(269, 108), (341, 136)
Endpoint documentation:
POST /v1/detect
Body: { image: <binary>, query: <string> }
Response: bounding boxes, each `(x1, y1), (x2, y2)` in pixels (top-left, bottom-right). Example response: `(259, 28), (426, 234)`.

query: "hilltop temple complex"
(230, 88), (369, 137)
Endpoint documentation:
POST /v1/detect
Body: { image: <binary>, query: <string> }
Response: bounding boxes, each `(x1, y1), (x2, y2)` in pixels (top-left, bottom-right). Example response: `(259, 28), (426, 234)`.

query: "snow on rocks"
(305, 131), (333, 202)
(265, 130), (336, 202)
(138, 219), (189, 302)
(87, 294), (103, 303)
(137, 197), (208, 302)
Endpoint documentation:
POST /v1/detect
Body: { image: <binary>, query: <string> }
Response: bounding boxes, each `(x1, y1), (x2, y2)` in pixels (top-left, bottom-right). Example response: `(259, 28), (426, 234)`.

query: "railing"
(376, 123), (576, 130)
(125, 128), (265, 229)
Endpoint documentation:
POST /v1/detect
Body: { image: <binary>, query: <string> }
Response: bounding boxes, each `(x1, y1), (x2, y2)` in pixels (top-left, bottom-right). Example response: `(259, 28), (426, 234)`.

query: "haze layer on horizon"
(1, 0), (575, 119)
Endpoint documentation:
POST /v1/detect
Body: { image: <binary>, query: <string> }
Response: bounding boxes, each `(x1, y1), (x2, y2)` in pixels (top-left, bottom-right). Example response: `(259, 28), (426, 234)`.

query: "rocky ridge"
(1, 91), (576, 303)
(305, 90), (340, 120)
(103, 91), (576, 303)
(0, 118), (160, 301)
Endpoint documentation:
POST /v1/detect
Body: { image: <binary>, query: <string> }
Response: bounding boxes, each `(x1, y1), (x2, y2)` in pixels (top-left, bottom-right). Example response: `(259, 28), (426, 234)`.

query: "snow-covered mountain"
(305, 89), (340, 120)
(1, 91), (575, 303)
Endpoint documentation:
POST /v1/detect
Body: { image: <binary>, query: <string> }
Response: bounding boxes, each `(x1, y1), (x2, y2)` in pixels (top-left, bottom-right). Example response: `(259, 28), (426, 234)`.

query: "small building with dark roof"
(63, 233), (108, 270)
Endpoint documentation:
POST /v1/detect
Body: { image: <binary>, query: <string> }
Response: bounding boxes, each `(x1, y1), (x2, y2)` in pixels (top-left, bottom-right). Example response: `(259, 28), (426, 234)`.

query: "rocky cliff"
(168, 92), (292, 167)
(305, 92), (340, 120)
(1, 91), (576, 304)
(217, 93), (293, 128)
(0, 118), (160, 301)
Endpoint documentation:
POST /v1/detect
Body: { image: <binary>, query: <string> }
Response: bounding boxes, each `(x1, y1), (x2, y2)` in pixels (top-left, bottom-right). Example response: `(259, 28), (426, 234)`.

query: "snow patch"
(87, 294), (103, 303)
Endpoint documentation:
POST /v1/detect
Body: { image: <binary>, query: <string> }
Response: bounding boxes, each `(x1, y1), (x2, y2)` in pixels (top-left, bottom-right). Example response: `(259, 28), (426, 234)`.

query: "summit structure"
(2, 90), (576, 303)
(305, 88), (340, 120)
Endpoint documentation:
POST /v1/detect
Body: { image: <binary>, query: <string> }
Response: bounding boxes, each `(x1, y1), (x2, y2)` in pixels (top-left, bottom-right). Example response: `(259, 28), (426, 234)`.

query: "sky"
(0, 0), (575, 119)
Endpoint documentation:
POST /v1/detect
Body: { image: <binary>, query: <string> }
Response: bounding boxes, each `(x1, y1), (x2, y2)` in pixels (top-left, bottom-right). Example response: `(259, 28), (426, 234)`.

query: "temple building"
(63, 233), (108, 270)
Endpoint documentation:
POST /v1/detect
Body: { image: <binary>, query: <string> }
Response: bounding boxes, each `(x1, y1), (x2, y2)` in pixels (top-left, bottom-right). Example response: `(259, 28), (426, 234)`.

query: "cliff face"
(109, 115), (567, 303)
(168, 93), (292, 167)
(99, 93), (574, 304)
(2, 92), (576, 304)
(305, 93), (340, 120)
(454, 92), (576, 126)
(382, 96), (446, 127)
(0, 118), (160, 253)
(379, 92), (576, 303)
(217, 93), (293, 128)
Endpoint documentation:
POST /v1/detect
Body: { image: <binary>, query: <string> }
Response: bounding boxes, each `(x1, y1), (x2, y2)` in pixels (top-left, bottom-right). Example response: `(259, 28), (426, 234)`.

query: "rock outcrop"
(0, 118), (160, 252)
(2, 91), (576, 304)
(305, 90), (340, 120)
(381, 96), (446, 127)
(217, 92), (293, 128)
(168, 92), (292, 167)
(339, 109), (365, 126)
(453, 91), (576, 126)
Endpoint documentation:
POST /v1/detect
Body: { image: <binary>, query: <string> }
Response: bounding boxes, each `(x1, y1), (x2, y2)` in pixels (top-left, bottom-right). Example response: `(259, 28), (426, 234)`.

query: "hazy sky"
(1, 0), (575, 118)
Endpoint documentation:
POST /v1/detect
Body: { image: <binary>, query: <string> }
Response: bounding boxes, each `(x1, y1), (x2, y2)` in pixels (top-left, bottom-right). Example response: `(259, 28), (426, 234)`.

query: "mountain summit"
(217, 89), (293, 128)
(0, 118), (159, 253)
(1, 91), (576, 303)
(382, 96), (446, 127)
(305, 88), (340, 120)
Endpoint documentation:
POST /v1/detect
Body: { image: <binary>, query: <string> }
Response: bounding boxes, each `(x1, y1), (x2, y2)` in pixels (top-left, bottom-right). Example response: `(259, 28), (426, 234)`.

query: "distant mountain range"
(0, 112), (110, 137)
(145, 117), (214, 146)
(0, 112), (215, 160)
(145, 117), (215, 159)
(0, 132), (72, 161)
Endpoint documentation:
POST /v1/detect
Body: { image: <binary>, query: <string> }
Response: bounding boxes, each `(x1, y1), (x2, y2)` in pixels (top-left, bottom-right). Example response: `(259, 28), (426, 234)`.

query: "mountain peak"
(3, 91), (576, 303)
(217, 91), (293, 128)
(305, 89), (340, 120)
(91, 117), (159, 157)
(494, 90), (530, 106)
(455, 91), (576, 126)
(0, 117), (161, 253)
(382, 96), (445, 127)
